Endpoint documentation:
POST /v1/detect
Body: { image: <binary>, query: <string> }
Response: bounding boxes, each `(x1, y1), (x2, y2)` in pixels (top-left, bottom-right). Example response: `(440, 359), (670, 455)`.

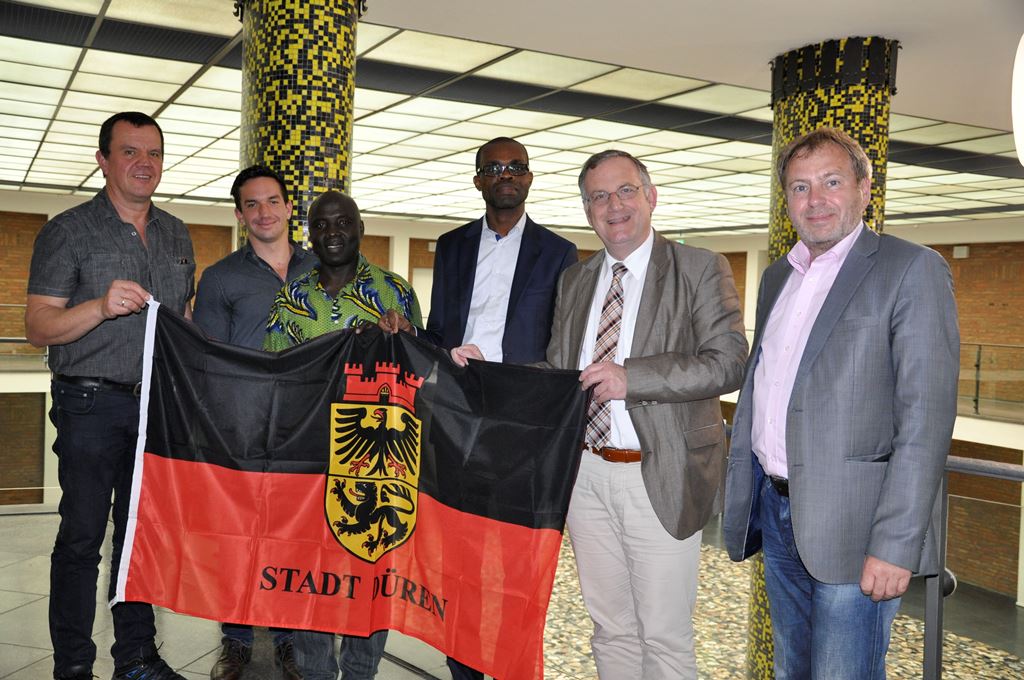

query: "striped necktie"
(585, 262), (627, 448)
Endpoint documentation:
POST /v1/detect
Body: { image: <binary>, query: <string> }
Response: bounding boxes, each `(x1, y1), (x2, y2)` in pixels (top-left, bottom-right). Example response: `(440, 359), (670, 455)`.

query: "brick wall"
(934, 243), (1024, 405)
(0, 211), (47, 348)
(0, 394), (45, 505)
(946, 440), (1021, 596)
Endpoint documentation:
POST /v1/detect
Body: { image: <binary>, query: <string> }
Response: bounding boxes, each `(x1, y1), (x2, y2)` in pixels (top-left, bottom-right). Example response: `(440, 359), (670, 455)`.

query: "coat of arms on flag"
(329, 363), (424, 561)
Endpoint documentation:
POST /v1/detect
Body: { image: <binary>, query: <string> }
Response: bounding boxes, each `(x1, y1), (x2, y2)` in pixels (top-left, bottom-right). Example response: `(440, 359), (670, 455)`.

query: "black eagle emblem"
(334, 406), (420, 478)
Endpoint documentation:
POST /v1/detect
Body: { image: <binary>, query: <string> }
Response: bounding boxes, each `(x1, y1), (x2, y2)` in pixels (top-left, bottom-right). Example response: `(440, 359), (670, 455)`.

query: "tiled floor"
(2, 513), (1022, 679)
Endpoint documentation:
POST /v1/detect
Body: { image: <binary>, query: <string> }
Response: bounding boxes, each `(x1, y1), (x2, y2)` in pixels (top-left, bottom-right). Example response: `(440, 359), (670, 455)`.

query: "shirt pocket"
(78, 253), (137, 301)
(151, 253), (196, 309)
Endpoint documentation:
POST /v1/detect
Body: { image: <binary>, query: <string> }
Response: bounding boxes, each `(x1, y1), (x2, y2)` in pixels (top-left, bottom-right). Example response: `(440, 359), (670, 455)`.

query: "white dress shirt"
(576, 230), (655, 451)
(462, 214), (526, 363)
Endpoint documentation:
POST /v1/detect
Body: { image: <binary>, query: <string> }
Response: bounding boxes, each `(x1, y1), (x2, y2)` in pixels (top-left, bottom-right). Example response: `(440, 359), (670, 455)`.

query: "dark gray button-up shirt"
(192, 242), (317, 350)
(28, 189), (196, 383)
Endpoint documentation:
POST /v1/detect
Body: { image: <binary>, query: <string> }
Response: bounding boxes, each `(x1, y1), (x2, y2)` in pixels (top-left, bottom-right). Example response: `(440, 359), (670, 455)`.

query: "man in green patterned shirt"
(263, 190), (420, 680)
(264, 190), (421, 350)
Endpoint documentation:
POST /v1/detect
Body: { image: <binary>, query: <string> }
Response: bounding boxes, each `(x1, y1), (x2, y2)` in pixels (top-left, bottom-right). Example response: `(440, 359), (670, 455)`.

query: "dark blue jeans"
(760, 475), (900, 679)
(293, 630), (388, 680)
(49, 379), (157, 674)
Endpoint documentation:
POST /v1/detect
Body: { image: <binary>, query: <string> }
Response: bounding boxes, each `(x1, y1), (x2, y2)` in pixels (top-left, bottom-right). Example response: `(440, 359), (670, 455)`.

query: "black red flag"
(115, 303), (586, 679)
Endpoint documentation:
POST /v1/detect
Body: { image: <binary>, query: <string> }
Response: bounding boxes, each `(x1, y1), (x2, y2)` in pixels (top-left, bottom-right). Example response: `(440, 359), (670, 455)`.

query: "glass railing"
(959, 343), (1024, 423)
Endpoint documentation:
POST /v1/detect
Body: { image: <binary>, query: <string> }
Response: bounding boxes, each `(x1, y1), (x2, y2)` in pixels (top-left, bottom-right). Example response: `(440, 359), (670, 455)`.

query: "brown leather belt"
(582, 443), (642, 463)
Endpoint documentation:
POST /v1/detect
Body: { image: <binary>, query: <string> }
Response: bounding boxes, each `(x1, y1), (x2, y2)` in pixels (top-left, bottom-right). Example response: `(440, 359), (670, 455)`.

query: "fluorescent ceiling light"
(572, 68), (706, 100)
(892, 123), (1005, 145)
(358, 111), (451, 133)
(0, 61), (72, 89)
(888, 114), (942, 133)
(106, 0), (240, 37)
(78, 49), (199, 83)
(435, 121), (528, 141)
(476, 51), (615, 88)
(173, 87), (241, 110)
(363, 31), (510, 71)
(194, 67), (243, 93)
(662, 84), (768, 114)
(356, 24), (399, 55)
(354, 88), (408, 110)
(473, 109), (579, 129)
(387, 97), (497, 121)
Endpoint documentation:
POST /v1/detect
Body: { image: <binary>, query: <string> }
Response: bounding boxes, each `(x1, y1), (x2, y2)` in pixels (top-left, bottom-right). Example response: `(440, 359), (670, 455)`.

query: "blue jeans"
(760, 475), (900, 680)
(221, 623), (292, 647)
(293, 630), (388, 680)
(49, 380), (157, 674)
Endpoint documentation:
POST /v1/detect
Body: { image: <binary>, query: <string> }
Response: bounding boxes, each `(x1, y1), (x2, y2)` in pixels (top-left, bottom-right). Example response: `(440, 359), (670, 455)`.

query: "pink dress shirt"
(751, 224), (863, 478)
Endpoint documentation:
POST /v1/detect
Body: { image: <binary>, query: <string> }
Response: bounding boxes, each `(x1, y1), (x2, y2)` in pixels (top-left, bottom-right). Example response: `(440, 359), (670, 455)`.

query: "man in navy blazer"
(419, 137), (577, 366)
(383, 137), (576, 368)
(380, 137), (576, 678)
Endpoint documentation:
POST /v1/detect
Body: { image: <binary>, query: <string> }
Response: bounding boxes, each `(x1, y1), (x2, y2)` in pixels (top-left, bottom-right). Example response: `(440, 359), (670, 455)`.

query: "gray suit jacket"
(546, 233), (748, 540)
(723, 228), (960, 583)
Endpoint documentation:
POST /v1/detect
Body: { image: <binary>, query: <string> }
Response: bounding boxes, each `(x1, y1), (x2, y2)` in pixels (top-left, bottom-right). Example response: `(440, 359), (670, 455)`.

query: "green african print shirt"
(263, 254), (422, 350)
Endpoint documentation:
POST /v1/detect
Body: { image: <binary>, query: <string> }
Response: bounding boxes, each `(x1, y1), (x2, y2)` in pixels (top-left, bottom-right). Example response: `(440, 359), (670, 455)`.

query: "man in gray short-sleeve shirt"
(26, 111), (194, 680)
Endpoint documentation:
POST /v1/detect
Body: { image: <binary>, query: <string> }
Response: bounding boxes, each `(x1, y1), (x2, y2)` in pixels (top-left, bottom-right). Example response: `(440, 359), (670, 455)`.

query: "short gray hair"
(578, 149), (653, 201)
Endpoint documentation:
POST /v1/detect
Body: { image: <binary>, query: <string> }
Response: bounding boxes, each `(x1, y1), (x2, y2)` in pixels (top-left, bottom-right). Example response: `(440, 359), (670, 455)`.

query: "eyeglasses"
(477, 161), (530, 177)
(585, 184), (644, 206)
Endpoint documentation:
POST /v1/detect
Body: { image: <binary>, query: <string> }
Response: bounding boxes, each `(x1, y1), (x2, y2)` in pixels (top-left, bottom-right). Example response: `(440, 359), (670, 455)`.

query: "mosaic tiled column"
(749, 36), (900, 678)
(237, 0), (360, 245)
(767, 36), (899, 260)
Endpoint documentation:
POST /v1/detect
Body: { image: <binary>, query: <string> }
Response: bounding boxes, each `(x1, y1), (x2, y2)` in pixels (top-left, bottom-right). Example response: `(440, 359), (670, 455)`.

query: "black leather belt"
(768, 475), (789, 497)
(55, 374), (142, 397)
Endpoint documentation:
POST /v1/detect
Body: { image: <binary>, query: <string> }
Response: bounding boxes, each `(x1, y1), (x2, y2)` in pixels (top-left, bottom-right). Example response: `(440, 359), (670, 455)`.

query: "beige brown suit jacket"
(545, 232), (748, 539)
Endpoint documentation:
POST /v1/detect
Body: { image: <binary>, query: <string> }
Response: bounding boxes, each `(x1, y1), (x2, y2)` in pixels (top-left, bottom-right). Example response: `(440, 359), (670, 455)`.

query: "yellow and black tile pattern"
(767, 37), (898, 262)
(745, 554), (775, 678)
(239, 0), (359, 245)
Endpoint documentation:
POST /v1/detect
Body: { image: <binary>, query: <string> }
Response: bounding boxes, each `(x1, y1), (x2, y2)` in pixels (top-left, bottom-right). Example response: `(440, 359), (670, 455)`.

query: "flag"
(116, 303), (587, 679)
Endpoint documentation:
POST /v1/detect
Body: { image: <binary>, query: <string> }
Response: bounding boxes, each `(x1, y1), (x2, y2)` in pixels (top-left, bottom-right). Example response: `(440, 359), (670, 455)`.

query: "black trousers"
(49, 380), (157, 674)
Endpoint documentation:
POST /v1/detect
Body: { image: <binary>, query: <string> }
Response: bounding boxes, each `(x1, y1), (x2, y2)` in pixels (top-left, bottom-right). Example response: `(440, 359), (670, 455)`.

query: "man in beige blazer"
(544, 150), (747, 678)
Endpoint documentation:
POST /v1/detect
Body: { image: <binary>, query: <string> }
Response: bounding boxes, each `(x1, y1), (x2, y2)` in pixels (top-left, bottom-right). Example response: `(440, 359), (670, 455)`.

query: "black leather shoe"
(209, 640), (252, 680)
(55, 664), (93, 680)
(274, 640), (302, 680)
(113, 654), (185, 680)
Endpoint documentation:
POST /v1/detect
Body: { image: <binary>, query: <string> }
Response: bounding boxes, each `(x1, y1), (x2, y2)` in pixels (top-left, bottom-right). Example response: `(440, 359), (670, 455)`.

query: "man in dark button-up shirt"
(192, 165), (314, 680)
(26, 111), (195, 680)
(193, 165), (316, 349)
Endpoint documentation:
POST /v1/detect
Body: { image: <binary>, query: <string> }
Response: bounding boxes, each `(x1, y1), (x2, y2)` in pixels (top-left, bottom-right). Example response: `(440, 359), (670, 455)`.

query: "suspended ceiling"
(1, 0), (1023, 237)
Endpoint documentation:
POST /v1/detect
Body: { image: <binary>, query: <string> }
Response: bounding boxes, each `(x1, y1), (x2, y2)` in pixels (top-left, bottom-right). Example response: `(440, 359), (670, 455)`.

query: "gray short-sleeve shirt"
(28, 189), (196, 383)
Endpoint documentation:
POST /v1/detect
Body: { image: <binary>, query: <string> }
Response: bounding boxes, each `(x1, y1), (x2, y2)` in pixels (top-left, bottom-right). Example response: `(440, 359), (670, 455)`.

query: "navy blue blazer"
(421, 215), (577, 364)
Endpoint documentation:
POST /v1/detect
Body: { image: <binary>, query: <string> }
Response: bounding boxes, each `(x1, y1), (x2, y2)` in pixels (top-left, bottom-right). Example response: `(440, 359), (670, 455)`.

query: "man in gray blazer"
(543, 150), (746, 678)
(723, 127), (960, 679)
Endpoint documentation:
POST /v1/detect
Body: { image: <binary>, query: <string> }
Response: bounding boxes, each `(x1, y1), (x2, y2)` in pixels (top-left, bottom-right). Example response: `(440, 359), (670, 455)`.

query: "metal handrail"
(923, 455), (1024, 679)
